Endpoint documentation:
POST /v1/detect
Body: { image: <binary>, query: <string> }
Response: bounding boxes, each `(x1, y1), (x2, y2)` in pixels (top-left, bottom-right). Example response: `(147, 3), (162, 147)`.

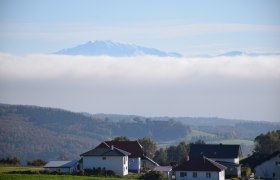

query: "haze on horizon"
(0, 0), (280, 122)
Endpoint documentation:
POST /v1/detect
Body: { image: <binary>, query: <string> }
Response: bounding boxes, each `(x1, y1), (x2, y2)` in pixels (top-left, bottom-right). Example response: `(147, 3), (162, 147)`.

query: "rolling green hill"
(1, 103), (279, 164)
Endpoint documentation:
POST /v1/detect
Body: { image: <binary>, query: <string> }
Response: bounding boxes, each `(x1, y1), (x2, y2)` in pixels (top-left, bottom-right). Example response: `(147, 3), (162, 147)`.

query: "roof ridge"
(205, 157), (227, 170)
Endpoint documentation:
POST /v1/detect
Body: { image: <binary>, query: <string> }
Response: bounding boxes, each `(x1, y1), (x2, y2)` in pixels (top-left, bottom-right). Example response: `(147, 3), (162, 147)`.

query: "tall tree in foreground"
(138, 137), (157, 158)
(113, 136), (130, 141)
(153, 148), (167, 165)
(254, 130), (280, 155)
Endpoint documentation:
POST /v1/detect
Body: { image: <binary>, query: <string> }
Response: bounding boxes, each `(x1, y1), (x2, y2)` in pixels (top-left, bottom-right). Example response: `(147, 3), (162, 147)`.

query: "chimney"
(111, 145), (114, 150)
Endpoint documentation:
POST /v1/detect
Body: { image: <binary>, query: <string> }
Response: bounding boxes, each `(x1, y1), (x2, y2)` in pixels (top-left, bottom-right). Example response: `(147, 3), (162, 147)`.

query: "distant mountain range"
(54, 40), (182, 57)
(194, 51), (280, 58)
(218, 51), (280, 57)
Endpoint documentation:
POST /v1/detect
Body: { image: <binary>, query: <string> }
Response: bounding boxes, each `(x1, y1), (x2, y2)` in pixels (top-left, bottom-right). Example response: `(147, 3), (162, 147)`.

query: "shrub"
(139, 170), (167, 180)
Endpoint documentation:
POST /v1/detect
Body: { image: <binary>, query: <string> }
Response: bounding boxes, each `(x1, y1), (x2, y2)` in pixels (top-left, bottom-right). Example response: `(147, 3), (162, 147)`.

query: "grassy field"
(0, 166), (137, 180)
(0, 166), (43, 173)
(189, 130), (218, 138)
(211, 139), (254, 146)
(0, 174), (136, 180)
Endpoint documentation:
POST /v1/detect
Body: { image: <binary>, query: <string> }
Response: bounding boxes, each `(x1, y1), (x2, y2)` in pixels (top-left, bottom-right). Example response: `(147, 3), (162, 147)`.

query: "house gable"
(173, 156), (226, 172)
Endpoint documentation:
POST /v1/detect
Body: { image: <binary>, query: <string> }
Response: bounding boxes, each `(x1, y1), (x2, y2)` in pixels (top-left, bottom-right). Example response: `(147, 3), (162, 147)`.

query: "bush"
(27, 159), (46, 166)
(139, 171), (167, 180)
(241, 166), (252, 178)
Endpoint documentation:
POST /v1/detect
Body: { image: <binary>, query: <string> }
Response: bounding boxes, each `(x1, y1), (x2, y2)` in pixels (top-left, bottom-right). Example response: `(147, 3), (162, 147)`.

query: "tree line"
(0, 157), (46, 166)
(115, 129), (280, 167)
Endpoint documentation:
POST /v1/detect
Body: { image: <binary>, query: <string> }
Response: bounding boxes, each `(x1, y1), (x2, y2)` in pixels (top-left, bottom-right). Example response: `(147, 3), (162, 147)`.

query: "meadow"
(0, 166), (137, 180)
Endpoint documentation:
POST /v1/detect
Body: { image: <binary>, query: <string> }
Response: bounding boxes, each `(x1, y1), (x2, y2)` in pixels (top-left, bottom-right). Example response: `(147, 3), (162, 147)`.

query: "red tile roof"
(173, 156), (227, 172)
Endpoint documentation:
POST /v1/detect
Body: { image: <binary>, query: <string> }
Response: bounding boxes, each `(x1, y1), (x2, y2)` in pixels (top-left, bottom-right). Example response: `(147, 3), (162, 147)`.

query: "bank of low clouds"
(0, 53), (279, 122)
(0, 53), (279, 82)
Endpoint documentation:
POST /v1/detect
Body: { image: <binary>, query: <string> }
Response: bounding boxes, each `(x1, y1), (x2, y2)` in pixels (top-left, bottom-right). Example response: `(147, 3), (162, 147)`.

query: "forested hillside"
(0, 104), (190, 164)
(1, 104), (279, 164)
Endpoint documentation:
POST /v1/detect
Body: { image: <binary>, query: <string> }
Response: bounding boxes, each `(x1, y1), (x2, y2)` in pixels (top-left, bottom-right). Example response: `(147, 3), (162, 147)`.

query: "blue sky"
(1, 0), (280, 55)
(0, 0), (280, 122)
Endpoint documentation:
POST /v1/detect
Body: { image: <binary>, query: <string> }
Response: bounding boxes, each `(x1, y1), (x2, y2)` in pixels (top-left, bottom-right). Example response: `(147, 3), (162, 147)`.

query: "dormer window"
(102, 157), (106, 160)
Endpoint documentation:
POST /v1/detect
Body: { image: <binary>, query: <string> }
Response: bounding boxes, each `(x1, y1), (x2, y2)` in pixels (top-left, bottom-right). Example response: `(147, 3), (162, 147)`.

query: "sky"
(0, 0), (280, 122)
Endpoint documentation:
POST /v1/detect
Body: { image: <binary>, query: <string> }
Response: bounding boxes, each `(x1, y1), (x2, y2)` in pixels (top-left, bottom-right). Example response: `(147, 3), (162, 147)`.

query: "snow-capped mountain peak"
(54, 41), (182, 57)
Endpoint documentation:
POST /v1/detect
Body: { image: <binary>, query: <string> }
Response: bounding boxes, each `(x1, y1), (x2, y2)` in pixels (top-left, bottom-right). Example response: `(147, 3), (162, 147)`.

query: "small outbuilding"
(153, 166), (173, 179)
(44, 160), (78, 173)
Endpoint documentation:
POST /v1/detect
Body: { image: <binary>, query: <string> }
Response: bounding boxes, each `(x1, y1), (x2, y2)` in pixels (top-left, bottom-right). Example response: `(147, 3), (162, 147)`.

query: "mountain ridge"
(54, 40), (183, 57)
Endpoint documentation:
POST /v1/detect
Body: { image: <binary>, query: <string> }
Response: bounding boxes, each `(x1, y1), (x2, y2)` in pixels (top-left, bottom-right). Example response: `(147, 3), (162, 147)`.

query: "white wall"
(255, 154), (280, 180)
(175, 171), (224, 180)
(128, 157), (141, 173)
(82, 155), (128, 176)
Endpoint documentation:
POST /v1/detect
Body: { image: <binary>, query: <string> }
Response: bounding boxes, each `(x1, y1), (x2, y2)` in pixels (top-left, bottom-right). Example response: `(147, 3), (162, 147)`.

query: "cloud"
(0, 53), (279, 84)
(0, 53), (279, 122)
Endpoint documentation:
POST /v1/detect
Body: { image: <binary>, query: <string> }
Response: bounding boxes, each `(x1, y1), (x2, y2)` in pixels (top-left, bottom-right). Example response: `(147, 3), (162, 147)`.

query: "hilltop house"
(96, 141), (158, 173)
(173, 156), (227, 180)
(44, 160), (78, 173)
(80, 145), (130, 176)
(189, 144), (242, 178)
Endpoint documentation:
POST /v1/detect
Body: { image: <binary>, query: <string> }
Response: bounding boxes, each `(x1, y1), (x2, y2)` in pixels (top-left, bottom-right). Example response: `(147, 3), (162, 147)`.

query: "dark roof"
(81, 146), (130, 157)
(96, 141), (144, 158)
(189, 144), (241, 159)
(173, 156), (227, 172)
(44, 160), (78, 168)
(240, 151), (280, 169)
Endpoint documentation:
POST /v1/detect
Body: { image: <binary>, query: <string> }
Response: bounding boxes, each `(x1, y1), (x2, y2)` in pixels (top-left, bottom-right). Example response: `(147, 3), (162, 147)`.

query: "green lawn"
(0, 166), (137, 180)
(0, 166), (43, 173)
(0, 174), (134, 180)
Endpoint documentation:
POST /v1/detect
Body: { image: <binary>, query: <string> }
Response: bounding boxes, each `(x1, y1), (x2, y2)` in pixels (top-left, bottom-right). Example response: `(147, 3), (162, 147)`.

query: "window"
(102, 157), (106, 160)
(180, 172), (187, 177)
(273, 173), (276, 178)
(193, 172), (197, 178)
(123, 157), (126, 165)
(206, 172), (211, 178)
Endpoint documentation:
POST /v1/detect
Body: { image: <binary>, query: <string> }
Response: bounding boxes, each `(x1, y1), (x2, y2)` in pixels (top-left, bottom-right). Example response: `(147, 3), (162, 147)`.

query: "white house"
(254, 151), (280, 180)
(96, 141), (158, 173)
(189, 144), (241, 178)
(44, 160), (78, 173)
(173, 156), (227, 180)
(80, 145), (130, 176)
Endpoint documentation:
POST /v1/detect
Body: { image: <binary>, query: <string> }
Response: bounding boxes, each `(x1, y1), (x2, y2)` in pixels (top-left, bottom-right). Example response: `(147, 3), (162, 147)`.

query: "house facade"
(44, 160), (78, 173)
(80, 146), (130, 176)
(96, 140), (158, 173)
(189, 144), (241, 178)
(254, 151), (280, 180)
(173, 156), (226, 180)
